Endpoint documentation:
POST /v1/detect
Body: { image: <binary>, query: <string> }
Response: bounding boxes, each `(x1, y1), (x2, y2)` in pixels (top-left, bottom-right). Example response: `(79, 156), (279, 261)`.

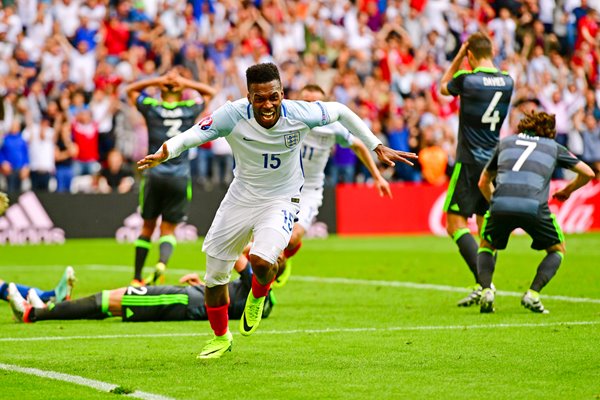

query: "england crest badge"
(284, 132), (300, 148)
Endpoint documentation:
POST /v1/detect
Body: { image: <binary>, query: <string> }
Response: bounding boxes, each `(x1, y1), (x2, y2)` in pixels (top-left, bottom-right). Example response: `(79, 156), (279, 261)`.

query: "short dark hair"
(300, 84), (325, 95)
(518, 110), (556, 139)
(246, 63), (281, 89)
(467, 32), (493, 60)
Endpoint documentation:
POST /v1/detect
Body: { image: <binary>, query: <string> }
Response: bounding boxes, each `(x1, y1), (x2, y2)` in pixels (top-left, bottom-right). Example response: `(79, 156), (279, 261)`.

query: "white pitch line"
(0, 363), (175, 400)
(1, 321), (599, 343)
(292, 276), (600, 304)
(2, 264), (600, 304)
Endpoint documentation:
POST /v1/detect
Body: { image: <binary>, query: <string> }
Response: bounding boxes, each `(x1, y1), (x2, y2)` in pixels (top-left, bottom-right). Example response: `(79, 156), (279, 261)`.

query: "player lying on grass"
(8, 255), (277, 324)
(476, 111), (595, 314)
(0, 266), (75, 305)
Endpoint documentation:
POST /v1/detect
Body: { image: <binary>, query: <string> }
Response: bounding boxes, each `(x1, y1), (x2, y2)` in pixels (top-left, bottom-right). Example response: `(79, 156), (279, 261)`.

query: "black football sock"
(158, 235), (176, 265)
(477, 249), (495, 289)
(530, 252), (563, 292)
(134, 236), (151, 280)
(31, 293), (107, 321)
(454, 229), (479, 283)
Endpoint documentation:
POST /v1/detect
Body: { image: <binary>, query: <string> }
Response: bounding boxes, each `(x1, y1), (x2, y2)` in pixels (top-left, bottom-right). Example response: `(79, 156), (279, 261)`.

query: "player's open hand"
(137, 143), (169, 170)
(0, 192), (9, 215)
(552, 189), (571, 202)
(179, 273), (203, 286)
(374, 145), (418, 167)
(458, 40), (469, 57)
(375, 176), (392, 198)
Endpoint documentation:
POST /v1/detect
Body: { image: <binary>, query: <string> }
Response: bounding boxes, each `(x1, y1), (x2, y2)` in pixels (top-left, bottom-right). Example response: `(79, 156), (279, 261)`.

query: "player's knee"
(288, 231), (301, 249)
(204, 270), (231, 287)
(205, 255), (234, 287)
(248, 254), (275, 276)
(549, 243), (566, 257)
(142, 220), (157, 236)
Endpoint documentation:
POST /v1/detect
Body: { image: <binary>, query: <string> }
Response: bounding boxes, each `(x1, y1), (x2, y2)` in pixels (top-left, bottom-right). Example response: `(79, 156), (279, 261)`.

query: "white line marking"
(291, 276), (600, 304)
(0, 363), (175, 400)
(1, 321), (599, 343)
(2, 264), (599, 304)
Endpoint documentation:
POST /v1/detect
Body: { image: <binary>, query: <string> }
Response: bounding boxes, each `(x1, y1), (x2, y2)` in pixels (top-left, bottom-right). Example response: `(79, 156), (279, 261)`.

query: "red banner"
(336, 180), (600, 235)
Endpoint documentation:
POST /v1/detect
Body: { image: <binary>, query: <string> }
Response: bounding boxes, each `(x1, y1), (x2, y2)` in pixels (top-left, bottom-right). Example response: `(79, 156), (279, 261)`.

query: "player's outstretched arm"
(137, 143), (169, 170)
(553, 161), (595, 201)
(323, 102), (418, 167)
(351, 140), (392, 198)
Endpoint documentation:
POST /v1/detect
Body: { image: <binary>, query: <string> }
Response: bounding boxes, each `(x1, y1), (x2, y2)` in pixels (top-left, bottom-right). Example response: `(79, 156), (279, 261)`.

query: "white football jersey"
(165, 98), (382, 204)
(301, 122), (353, 190)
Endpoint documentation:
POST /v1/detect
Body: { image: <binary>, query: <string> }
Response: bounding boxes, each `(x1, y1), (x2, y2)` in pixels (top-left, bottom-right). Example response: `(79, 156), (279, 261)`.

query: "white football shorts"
(296, 187), (323, 231)
(203, 192), (299, 286)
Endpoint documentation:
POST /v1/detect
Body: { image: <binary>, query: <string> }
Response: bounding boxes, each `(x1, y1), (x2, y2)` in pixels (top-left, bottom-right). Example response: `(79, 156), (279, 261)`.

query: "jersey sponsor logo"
(0, 192), (65, 245)
(198, 116), (213, 130)
(482, 77), (507, 87)
(284, 131), (301, 148)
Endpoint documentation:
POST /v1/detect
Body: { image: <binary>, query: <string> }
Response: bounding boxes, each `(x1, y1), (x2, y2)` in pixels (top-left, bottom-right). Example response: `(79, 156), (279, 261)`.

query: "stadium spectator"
(125, 69), (215, 287)
(56, 33), (97, 94)
(0, 120), (30, 193)
(0, 191), (7, 215)
(71, 109), (100, 180)
(90, 85), (119, 163)
(440, 32), (514, 307)
(22, 114), (55, 192)
(575, 110), (600, 177)
(477, 111), (595, 314)
(418, 127), (449, 186)
(136, 62), (417, 359)
(54, 121), (77, 193)
(97, 148), (134, 194)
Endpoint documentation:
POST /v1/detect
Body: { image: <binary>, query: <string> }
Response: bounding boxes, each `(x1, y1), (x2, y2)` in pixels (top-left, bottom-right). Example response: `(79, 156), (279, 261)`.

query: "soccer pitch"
(1, 234), (599, 399)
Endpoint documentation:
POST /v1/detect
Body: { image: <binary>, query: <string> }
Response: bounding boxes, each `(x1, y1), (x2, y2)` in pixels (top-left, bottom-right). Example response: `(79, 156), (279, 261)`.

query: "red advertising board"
(336, 180), (600, 235)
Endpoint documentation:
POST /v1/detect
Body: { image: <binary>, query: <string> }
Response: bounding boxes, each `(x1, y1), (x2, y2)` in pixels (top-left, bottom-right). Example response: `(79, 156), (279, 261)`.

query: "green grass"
(1, 234), (599, 399)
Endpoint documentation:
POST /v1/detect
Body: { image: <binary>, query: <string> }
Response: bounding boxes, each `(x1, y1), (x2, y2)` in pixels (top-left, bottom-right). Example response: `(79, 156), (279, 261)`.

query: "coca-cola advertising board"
(336, 180), (600, 235)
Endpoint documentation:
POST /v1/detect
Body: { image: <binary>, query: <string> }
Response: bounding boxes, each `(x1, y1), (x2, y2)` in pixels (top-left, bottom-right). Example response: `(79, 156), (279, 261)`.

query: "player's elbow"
(583, 166), (596, 180)
(439, 82), (450, 96)
(576, 162), (596, 181)
(478, 175), (489, 191)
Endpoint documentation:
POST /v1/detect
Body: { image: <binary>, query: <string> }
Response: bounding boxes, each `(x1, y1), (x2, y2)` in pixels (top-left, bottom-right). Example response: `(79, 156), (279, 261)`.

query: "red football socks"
(206, 303), (229, 337)
(251, 274), (272, 298)
(284, 241), (302, 259)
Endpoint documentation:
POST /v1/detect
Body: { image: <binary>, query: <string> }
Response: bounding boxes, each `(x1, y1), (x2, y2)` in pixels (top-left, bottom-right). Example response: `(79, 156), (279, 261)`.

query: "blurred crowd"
(1, 0), (600, 195)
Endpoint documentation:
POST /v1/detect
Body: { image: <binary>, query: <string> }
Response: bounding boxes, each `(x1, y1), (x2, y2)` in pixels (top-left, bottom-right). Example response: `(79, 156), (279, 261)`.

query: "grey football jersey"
(485, 133), (580, 215)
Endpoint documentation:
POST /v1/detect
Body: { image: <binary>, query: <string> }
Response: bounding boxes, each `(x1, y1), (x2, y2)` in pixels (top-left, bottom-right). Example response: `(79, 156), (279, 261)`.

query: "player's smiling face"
(248, 81), (283, 129)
